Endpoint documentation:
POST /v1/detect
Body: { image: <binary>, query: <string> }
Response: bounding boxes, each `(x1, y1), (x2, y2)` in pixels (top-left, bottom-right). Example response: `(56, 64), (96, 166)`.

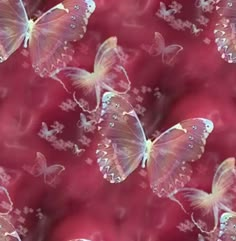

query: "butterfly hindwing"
(147, 118), (214, 197)
(218, 212), (236, 241)
(29, 0), (96, 76)
(0, 0), (28, 62)
(96, 92), (147, 183)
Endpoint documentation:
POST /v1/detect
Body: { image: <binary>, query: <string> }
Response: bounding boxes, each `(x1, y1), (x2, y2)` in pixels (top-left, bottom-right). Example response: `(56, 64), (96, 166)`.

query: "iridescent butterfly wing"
(96, 92), (147, 183)
(0, 216), (21, 241)
(218, 212), (236, 241)
(214, 0), (236, 63)
(30, 0), (96, 77)
(0, 0), (28, 62)
(172, 158), (236, 233)
(147, 118), (214, 198)
(94, 36), (131, 94)
(0, 186), (13, 215)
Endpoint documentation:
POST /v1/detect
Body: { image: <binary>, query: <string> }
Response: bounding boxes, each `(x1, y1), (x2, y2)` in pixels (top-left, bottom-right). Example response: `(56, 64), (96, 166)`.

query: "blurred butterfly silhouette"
(96, 92), (214, 198)
(0, 186), (13, 215)
(0, 0), (96, 77)
(53, 37), (131, 113)
(0, 216), (21, 241)
(23, 152), (65, 187)
(141, 32), (183, 65)
(77, 113), (96, 133)
(156, 2), (176, 21)
(218, 212), (236, 241)
(172, 157), (236, 233)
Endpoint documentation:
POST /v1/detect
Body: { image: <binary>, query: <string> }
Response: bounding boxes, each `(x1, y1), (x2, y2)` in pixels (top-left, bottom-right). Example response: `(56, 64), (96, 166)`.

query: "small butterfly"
(53, 37), (131, 113)
(96, 92), (214, 198)
(0, 216), (21, 241)
(195, 0), (215, 13)
(0, 0), (96, 77)
(23, 152), (65, 187)
(156, 2), (176, 21)
(191, 24), (203, 36)
(141, 32), (183, 65)
(218, 212), (236, 241)
(0, 186), (13, 215)
(172, 157), (236, 233)
(77, 113), (96, 133)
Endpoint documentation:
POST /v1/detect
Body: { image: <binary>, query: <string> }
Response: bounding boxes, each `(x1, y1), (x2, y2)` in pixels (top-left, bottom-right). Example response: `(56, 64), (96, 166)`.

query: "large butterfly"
(0, 0), (96, 77)
(96, 92), (214, 198)
(53, 36), (131, 113)
(172, 157), (236, 233)
(141, 32), (183, 65)
(218, 212), (236, 241)
(0, 186), (13, 215)
(23, 152), (65, 187)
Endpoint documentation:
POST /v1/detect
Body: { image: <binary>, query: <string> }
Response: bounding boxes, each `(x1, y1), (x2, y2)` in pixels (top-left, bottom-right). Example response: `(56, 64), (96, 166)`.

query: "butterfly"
(0, 0), (96, 77)
(0, 216), (21, 241)
(214, 18), (236, 63)
(195, 0), (215, 12)
(141, 32), (183, 65)
(156, 2), (176, 21)
(218, 212), (236, 241)
(172, 157), (236, 233)
(77, 113), (96, 133)
(53, 36), (131, 113)
(96, 92), (214, 198)
(23, 152), (65, 187)
(0, 186), (13, 215)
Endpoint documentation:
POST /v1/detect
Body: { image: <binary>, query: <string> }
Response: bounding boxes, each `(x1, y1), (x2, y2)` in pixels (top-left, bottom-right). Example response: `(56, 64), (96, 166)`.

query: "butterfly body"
(97, 92), (214, 197)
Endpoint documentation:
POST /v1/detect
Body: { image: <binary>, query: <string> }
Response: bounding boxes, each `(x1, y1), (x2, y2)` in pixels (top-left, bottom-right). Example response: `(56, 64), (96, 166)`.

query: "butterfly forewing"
(0, 186), (13, 215)
(0, 0), (28, 62)
(218, 212), (236, 241)
(97, 92), (147, 183)
(94, 37), (131, 94)
(162, 44), (183, 65)
(44, 165), (65, 187)
(147, 118), (214, 198)
(30, 0), (96, 76)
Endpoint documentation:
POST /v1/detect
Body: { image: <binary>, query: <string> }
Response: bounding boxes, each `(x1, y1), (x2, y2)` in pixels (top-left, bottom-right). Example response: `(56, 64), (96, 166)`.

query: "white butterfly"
(53, 37), (131, 113)
(0, 186), (13, 215)
(96, 92), (214, 198)
(23, 152), (65, 187)
(172, 157), (236, 233)
(0, 0), (96, 77)
(218, 212), (236, 241)
(141, 32), (183, 65)
(77, 113), (96, 133)
(156, 2), (176, 22)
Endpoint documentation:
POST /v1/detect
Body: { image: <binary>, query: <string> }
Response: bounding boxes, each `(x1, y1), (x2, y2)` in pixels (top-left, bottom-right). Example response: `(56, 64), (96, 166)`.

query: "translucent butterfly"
(214, 0), (236, 63)
(96, 92), (214, 198)
(23, 152), (65, 187)
(218, 212), (236, 241)
(172, 157), (236, 233)
(142, 32), (183, 65)
(156, 2), (176, 21)
(0, 216), (21, 241)
(53, 36), (131, 113)
(0, 186), (13, 215)
(195, 0), (215, 13)
(0, 0), (96, 77)
(77, 113), (96, 133)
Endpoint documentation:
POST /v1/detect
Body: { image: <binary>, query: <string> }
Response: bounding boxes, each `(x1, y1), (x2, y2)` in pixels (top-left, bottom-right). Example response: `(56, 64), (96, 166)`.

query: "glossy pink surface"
(0, 0), (235, 241)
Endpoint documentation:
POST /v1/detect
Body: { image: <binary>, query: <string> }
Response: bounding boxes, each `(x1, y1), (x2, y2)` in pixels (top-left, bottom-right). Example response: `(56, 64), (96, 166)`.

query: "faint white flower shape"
(0, 168), (11, 186)
(15, 225), (28, 237)
(169, 18), (186, 31)
(79, 135), (91, 147)
(183, 20), (193, 29)
(51, 139), (68, 151)
(134, 104), (146, 116)
(135, 95), (144, 103)
(141, 86), (152, 94)
(196, 15), (209, 26)
(176, 219), (195, 232)
(169, 1), (183, 14)
(59, 98), (77, 112)
(50, 121), (64, 134)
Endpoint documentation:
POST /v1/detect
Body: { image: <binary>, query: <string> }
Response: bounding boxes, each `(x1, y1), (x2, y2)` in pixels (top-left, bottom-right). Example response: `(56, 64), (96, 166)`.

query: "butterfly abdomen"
(214, 0), (236, 63)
